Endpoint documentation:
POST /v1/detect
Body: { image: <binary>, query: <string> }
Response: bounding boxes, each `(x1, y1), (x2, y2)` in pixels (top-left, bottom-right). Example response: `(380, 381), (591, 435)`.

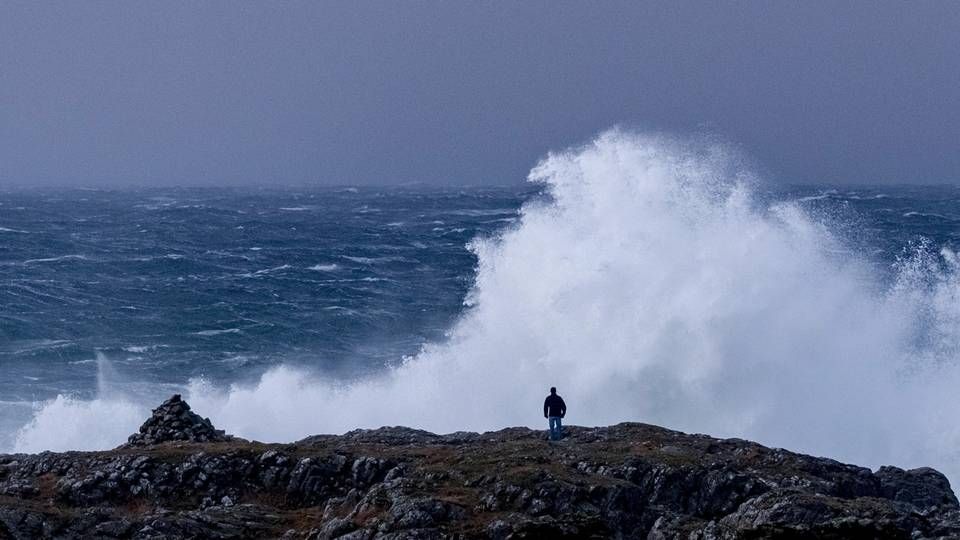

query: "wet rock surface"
(1, 397), (959, 539)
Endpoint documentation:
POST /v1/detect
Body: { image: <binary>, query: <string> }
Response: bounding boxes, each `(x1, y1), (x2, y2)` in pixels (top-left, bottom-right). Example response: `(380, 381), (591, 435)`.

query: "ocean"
(0, 185), (530, 447)
(3, 134), (960, 485)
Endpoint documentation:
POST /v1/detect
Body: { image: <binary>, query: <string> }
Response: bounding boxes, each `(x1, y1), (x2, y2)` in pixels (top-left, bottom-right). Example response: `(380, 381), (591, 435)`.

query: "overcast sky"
(1, 2), (958, 187)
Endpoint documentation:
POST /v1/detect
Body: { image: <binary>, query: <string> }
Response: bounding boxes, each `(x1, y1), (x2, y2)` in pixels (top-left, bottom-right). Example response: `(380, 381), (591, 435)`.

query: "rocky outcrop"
(125, 394), (230, 447)
(1, 397), (959, 539)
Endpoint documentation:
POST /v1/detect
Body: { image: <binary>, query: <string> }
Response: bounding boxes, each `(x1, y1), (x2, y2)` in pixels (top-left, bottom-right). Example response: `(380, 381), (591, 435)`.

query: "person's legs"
(548, 417), (560, 440)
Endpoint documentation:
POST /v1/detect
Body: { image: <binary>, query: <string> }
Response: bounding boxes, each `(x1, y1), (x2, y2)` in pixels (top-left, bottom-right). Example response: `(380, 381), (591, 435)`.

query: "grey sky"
(1, 2), (958, 187)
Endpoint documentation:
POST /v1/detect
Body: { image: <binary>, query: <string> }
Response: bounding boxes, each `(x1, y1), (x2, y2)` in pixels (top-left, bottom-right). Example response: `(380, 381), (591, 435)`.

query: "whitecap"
(23, 255), (89, 264)
(342, 255), (414, 264)
(797, 192), (834, 202)
(193, 328), (242, 336)
(903, 211), (952, 220)
(444, 208), (518, 217)
(11, 340), (74, 355)
(240, 265), (292, 278)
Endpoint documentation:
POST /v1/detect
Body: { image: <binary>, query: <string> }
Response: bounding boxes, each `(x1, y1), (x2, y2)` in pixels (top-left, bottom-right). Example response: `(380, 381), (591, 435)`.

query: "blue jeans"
(548, 416), (563, 440)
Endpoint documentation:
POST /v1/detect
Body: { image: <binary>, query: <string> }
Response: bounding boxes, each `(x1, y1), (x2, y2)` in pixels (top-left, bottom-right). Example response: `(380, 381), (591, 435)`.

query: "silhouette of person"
(543, 387), (566, 441)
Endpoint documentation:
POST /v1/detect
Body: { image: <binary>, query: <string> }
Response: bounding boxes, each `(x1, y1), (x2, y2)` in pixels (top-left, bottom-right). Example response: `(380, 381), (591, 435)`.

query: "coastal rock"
(124, 394), (231, 447)
(0, 396), (958, 538)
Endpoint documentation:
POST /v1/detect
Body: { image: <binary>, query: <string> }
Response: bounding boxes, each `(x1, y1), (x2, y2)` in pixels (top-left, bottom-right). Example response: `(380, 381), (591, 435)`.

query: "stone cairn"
(126, 394), (230, 446)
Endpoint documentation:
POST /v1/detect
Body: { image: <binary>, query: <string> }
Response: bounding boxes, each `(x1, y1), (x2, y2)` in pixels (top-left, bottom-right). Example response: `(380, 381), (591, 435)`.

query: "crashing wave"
(12, 130), (960, 488)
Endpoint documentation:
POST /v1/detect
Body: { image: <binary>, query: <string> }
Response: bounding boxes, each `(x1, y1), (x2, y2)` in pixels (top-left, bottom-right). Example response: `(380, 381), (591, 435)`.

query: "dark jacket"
(544, 394), (566, 418)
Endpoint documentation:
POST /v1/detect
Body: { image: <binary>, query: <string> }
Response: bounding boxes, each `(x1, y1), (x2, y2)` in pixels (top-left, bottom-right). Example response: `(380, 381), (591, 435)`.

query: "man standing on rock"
(543, 387), (566, 441)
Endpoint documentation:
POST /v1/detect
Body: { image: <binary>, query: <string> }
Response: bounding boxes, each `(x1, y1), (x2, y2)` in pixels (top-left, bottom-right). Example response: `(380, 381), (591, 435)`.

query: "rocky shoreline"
(1, 396), (959, 539)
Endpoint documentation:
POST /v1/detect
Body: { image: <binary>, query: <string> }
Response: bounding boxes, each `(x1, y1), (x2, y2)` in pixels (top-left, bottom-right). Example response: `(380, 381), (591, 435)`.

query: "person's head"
(550, 387), (556, 395)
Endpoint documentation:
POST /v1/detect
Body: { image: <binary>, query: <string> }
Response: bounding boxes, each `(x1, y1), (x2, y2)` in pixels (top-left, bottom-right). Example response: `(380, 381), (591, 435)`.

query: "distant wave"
(796, 190), (836, 202)
(341, 255), (415, 265)
(122, 345), (163, 353)
(796, 191), (892, 203)
(308, 263), (340, 272)
(443, 208), (518, 217)
(240, 265), (292, 278)
(903, 211), (954, 220)
(131, 254), (186, 262)
(23, 254), (89, 264)
(9, 339), (74, 355)
(844, 193), (891, 200)
(193, 328), (242, 337)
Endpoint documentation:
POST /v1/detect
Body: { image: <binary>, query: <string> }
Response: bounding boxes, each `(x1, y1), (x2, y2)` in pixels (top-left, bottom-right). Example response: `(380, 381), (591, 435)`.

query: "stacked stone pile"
(125, 394), (230, 446)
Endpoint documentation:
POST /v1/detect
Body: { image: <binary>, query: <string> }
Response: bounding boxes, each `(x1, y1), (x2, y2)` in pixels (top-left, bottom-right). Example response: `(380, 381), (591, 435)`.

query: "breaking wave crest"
(13, 131), (960, 486)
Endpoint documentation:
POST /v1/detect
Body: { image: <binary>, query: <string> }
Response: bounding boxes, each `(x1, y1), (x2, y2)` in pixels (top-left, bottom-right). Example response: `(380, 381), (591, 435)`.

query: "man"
(543, 387), (566, 441)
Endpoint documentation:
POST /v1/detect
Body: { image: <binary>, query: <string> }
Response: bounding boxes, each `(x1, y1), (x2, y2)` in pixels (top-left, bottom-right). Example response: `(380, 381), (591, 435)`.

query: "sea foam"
(12, 131), (960, 487)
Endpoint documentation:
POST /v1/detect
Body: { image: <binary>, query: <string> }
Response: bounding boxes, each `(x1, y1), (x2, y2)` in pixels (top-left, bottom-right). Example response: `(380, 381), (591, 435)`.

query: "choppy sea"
(0, 186), (534, 445)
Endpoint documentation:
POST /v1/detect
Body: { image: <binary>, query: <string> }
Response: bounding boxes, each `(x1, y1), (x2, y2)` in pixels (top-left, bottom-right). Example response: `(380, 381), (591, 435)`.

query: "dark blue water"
(2, 184), (960, 447)
(0, 187), (532, 438)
